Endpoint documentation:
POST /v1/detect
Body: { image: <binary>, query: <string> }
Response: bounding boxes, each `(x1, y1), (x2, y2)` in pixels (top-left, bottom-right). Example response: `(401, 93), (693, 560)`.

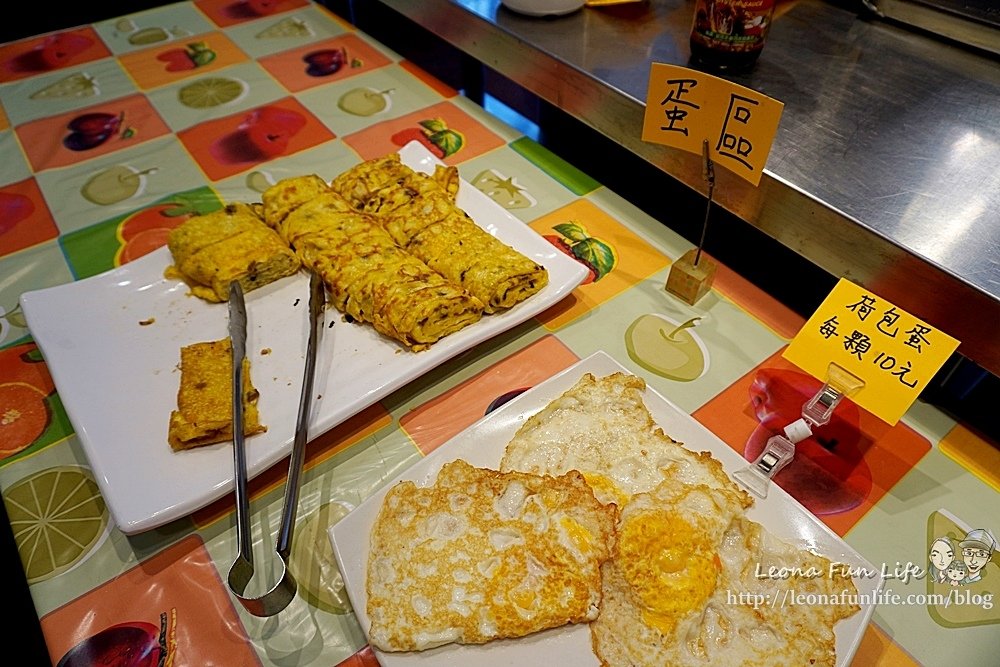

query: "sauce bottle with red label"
(690, 0), (776, 72)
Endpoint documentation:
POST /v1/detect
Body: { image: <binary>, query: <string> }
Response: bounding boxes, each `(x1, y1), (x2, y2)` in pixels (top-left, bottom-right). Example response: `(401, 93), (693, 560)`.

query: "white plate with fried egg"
(330, 350), (882, 666)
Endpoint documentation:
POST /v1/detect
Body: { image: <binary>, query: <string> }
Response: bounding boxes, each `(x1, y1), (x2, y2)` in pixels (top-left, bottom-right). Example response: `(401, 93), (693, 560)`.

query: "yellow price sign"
(642, 63), (783, 186)
(783, 278), (960, 425)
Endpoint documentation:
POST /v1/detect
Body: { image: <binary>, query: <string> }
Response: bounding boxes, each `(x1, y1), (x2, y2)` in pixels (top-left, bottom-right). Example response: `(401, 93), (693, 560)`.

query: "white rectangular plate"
(330, 350), (882, 667)
(20, 142), (587, 535)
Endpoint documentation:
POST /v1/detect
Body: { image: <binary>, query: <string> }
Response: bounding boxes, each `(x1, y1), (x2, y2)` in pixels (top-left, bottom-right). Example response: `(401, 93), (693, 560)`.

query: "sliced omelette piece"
(347, 160), (549, 314)
(328, 153), (414, 210)
(358, 165), (453, 220)
(366, 459), (617, 652)
(500, 372), (751, 508)
(168, 338), (266, 451)
(405, 208), (549, 313)
(281, 191), (484, 351)
(329, 152), (459, 212)
(165, 203), (301, 303)
(373, 186), (453, 246)
(261, 174), (331, 228)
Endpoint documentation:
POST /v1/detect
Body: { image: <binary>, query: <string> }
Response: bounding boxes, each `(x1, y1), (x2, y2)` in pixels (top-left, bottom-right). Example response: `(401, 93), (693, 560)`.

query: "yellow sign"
(642, 63), (783, 186)
(783, 278), (960, 425)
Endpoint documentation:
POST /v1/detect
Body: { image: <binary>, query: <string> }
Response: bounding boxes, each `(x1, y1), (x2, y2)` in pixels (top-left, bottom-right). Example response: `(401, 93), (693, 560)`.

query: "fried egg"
(601, 478), (745, 640)
(593, 489), (860, 667)
(365, 460), (617, 652)
(501, 371), (859, 666)
(500, 372), (751, 509)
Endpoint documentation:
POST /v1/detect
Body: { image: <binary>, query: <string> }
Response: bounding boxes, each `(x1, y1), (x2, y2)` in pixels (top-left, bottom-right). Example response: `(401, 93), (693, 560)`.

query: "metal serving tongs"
(226, 273), (325, 617)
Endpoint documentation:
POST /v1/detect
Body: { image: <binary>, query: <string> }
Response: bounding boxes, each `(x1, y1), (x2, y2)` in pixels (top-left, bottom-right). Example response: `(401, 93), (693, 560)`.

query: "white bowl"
(501, 0), (585, 17)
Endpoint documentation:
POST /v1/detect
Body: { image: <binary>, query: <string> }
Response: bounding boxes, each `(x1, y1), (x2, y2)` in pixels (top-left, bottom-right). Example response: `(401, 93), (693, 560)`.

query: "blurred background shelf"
(337, 0), (999, 440)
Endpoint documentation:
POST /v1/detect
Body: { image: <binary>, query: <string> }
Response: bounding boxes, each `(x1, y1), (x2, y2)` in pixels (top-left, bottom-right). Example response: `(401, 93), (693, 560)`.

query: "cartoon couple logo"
(929, 528), (996, 587)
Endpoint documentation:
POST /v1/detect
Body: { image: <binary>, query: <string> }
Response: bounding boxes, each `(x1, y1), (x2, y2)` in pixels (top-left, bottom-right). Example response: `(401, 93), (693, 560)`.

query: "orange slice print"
(0, 382), (50, 457)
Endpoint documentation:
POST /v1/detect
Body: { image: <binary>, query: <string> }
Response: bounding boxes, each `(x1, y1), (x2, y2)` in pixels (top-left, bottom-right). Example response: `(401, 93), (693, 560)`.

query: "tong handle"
(228, 282), (253, 566)
(276, 272), (325, 557)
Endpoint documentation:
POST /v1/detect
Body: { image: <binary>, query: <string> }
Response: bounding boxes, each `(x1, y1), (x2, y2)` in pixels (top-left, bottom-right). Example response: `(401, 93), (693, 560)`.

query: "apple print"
(625, 314), (707, 381)
(63, 111), (134, 151)
(56, 613), (175, 667)
(38, 32), (94, 69)
(157, 49), (195, 72)
(156, 42), (216, 72)
(237, 106), (306, 160)
(543, 221), (615, 284)
(338, 87), (393, 116)
(116, 228), (173, 265)
(0, 192), (35, 235)
(246, 0), (285, 15)
(485, 387), (531, 416)
(303, 48), (347, 77)
(390, 119), (464, 159)
(745, 367), (872, 515)
(390, 127), (441, 158)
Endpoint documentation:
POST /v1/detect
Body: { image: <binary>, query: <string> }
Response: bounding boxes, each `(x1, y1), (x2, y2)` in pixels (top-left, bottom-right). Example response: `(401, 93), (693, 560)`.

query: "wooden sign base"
(665, 249), (716, 305)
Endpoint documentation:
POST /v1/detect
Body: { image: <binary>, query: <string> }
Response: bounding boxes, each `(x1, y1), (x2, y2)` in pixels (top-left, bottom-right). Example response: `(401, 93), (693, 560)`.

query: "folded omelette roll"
(277, 191), (355, 247)
(407, 210), (549, 313)
(261, 174), (331, 228)
(359, 166), (456, 219)
(330, 153), (459, 213)
(168, 338), (266, 451)
(284, 204), (484, 350)
(167, 203), (301, 303)
(431, 164), (460, 199)
(328, 153), (412, 210)
(167, 202), (257, 268)
(375, 188), (454, 247)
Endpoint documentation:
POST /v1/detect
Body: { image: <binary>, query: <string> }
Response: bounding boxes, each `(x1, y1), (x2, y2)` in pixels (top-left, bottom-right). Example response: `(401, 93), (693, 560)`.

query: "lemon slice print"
(178, 77), (247, 109)
(3, 466), (108, 584)
(288, 500), (352, 614)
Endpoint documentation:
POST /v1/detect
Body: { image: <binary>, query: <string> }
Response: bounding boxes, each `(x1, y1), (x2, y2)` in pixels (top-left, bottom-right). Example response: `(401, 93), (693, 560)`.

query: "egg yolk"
(618, 510), (721, 635)
(559, 516), (595, 556)
(582, 472), (630, 507)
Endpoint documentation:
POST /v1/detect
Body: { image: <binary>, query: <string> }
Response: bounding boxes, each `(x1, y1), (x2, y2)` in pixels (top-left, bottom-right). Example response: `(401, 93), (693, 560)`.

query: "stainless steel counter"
(367, 0), (1000, 375)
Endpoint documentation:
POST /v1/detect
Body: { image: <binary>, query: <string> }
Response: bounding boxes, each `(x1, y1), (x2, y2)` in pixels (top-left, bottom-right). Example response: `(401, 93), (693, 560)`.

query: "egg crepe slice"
(372, 186), (454, 246)
(166, 203), (250, 266)
(260, 174), (331, 227)
(168, 338), (266, 451)
(358, 164), (458, 219)
(282, 192), (484, 350)
(500, 372), (751, 507)
(362, 170), (548, 313)
(329, 153), (414, 209)
(330, 153), (459, 212)
(165, 203), (301, 303)
(366, 459), (617, 652)
(406, 208), (549, 313)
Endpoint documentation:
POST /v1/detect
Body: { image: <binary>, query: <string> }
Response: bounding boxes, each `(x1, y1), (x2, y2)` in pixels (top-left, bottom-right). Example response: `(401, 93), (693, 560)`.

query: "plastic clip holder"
(802, 381), (843, 427)
(734, 363), (864, 499)
(734, 432), (797, 500)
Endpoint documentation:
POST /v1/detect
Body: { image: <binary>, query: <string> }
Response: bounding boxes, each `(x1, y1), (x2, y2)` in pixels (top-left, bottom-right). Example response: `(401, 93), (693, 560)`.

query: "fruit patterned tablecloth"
(0, 2), (997, 665)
